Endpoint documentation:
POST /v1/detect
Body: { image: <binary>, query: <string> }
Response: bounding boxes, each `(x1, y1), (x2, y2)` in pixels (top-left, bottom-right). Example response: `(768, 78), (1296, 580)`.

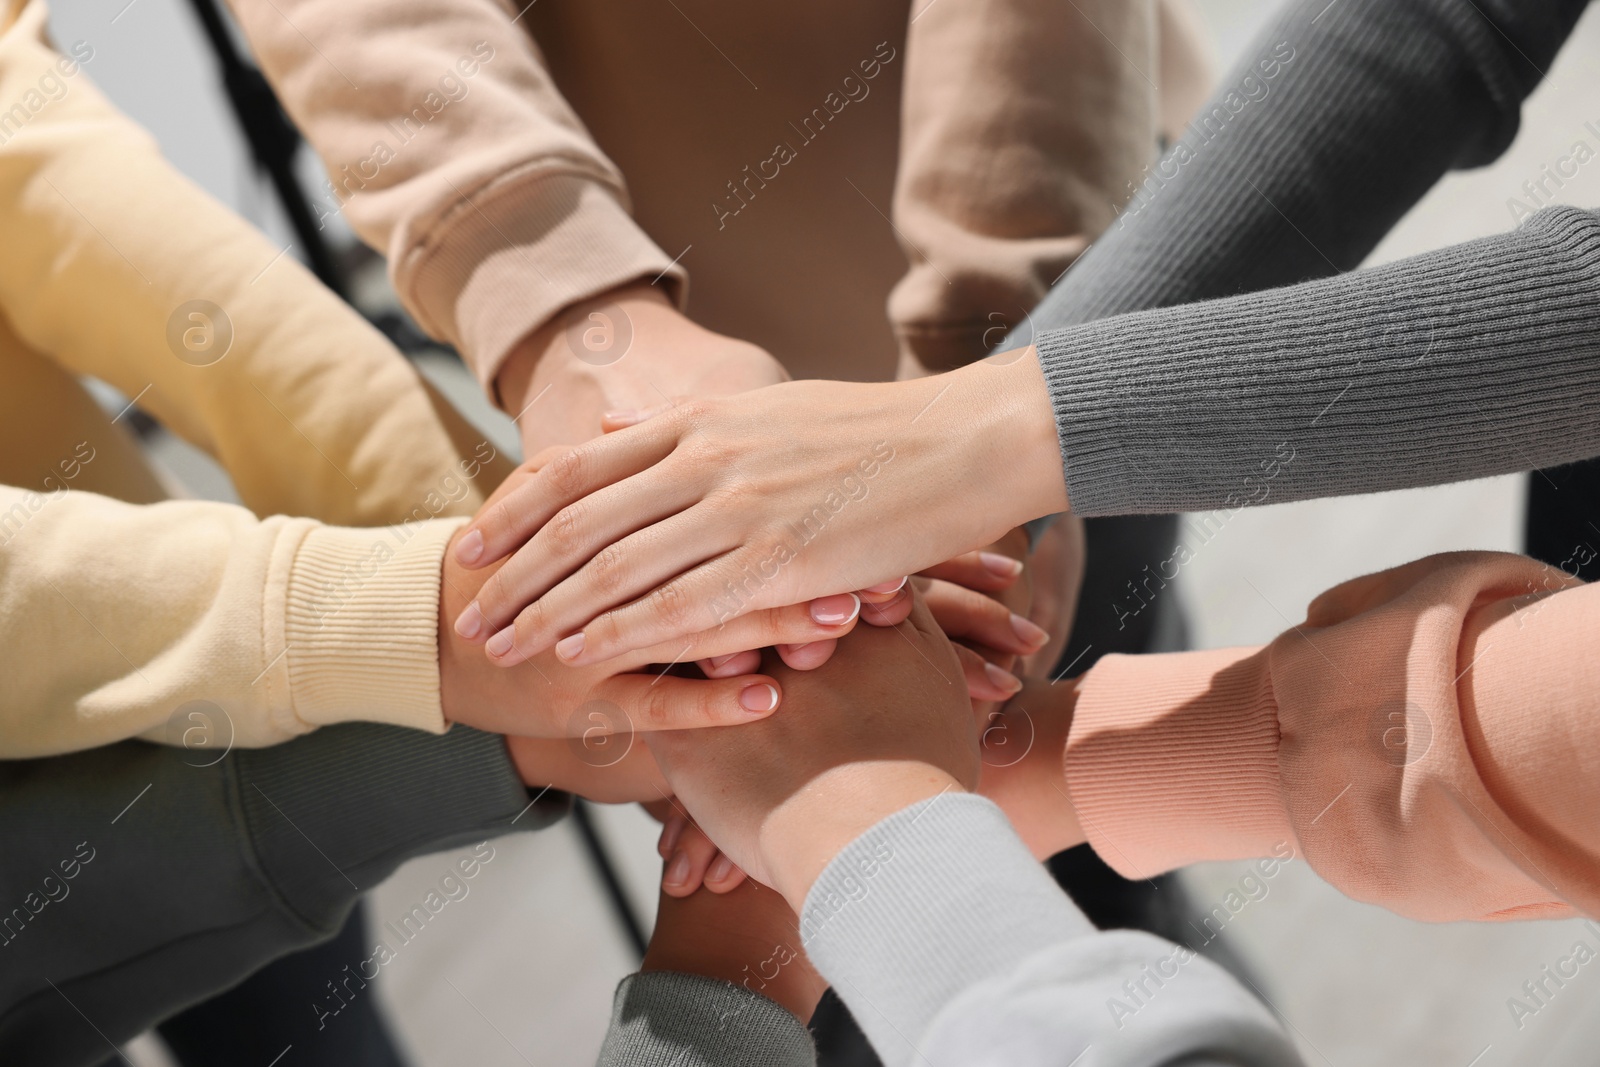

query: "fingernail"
(708, 653), (740, 670)
(782, 641), (820, 656)
(985, 661), (1023, 695)
(555, 632), (585, 662)
(1010, 612), (1050, 650)
(864, 576), (908, 595)
(658, 817), (686, 857)
(455, 528), (484, 565)
(708, 854), (735, 883)
(485, 628), (515, 658)
(810, 592), (861, 627)
(604, 408), (641, 426)
(455, 602), (484, 640)
(740, 683), (780, 714)
(981, 551), (1024, 577)
(664, 851), (691, 887)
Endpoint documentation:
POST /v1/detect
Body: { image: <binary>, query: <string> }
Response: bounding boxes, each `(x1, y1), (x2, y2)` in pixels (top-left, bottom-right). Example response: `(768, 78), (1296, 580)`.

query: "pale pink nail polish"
(555, 632), (586, 661)
(739, 683), (779, 713)
(708, 854), (735, 883)
(864, 576), (909, 595)
(810, 593), (861, 627)
(485, 628), (515, 657)
(1010, 612), (1050, 650)
(659, 818), (685, 857)
(455, 528), (484, 565)
(984, 661), (1023, 694)
(708, 653), (740, 669)
(980, 551), (1024, 577)
(664, 851), (691, 887)
(455, 602), (484, 640)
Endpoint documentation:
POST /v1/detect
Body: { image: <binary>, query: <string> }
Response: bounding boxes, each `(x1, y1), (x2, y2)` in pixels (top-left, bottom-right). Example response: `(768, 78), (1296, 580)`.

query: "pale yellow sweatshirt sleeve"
(0, 0), (513, 524)
(0, 483), (463, 758)
(890, 0), (1211, 371)
(225, 0), (684, 395)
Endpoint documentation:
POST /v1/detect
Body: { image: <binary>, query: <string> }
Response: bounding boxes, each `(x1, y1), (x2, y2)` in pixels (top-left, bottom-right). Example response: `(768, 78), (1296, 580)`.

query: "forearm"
(0, 724), (557, 1066)
(0, 484), (461, 756)
(1040, 205), (1600, 515)
(0, 2), (512, 524)
(1066, 551), (1600, 921)
(227, 0), (682, 387)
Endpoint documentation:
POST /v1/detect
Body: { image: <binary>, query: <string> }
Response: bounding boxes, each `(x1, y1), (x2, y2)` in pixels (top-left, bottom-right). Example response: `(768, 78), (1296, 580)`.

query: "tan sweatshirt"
(0, 0), (511, 756)
(226, 0), (1210, 390)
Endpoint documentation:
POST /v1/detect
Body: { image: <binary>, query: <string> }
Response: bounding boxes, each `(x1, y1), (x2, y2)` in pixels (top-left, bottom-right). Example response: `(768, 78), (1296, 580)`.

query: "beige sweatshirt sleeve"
(225, 0), (684, 395)
(890, 0), (1210, 371)
(1067, 552), (1600, 923)
(0, 0), (512, 527)
(0, 483), (463, 758)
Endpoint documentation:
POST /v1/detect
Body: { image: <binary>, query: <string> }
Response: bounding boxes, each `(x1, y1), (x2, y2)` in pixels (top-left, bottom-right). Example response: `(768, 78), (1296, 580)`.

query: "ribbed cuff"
(400, 169), (688, 395)
(1069, 648), (1294, 878)
(283, 517), (465, 734)
(599, 973), (814, 1067)
(234, 724), (563, 928)
(801, 795), (1092, 1067)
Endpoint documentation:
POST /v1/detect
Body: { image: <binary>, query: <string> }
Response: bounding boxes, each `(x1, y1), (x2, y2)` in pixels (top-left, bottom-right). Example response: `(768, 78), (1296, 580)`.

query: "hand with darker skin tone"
(645, 593), (982, 912)
(452, 351), (1068, 669)
(976, 677), (1087, 860)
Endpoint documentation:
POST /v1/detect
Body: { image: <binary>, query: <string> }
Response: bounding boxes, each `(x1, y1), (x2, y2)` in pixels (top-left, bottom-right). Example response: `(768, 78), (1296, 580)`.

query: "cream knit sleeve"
(0, 484), (463, 758)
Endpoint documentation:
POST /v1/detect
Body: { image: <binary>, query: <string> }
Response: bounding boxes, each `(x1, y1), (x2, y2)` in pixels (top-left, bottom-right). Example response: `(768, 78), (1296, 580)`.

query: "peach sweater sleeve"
(225, 0), (684, 394)
(1067, 551), (1600, 922)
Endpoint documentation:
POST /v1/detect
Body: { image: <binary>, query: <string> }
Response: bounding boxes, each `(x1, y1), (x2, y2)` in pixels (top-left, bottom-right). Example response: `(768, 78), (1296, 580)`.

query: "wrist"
(759, 762), (965, 912)
(978, 678), (1084, 859)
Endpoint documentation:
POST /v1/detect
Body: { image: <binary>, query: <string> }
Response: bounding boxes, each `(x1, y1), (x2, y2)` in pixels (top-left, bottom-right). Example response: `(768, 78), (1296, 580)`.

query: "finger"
(593, 672), (783, 732)
(481, 502), (737, 663)
(775, 639), (837, 670)
(653, 593), (861, 669)
(601, 400), (680, 432)
(662, 820), (722, 898)
(919, 549), (1024, 592)
(955, 643), (1022, 703)
(704, 851), (749, 894)
(657, 814), (688, 858)
(924, 580), (1049, 656)
(860, 585), (913, 627)
(697, 649), (762, 678)
(454, 427), (681, 569)
(858, 576), (909, 604)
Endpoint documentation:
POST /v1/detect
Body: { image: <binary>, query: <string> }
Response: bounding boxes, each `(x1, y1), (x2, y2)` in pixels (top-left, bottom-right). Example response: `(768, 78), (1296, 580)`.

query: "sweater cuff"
(599, 973), (815, 1067)
(800, 794), (1092, 1067)
(401, 170), (688, 396)
(284, 517), (466, 734)
(1068, 648), (1294, 878)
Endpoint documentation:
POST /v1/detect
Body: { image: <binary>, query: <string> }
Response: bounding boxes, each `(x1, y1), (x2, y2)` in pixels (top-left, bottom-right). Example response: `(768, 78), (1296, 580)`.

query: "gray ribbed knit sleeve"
(1008, 0), (1594, 515)
(597, 973), (815, 1067)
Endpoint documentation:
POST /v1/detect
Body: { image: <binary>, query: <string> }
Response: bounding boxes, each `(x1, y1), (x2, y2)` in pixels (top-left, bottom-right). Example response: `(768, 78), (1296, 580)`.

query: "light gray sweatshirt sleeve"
(1008, 0), (1596, 516)
(604, 795), (1301, 1067)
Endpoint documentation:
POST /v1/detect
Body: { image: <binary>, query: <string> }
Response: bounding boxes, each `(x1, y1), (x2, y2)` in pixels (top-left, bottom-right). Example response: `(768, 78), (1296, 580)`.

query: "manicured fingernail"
(555, 632), (586, 662)
(708, 854), (735, 883)
(664, 851), (691, 888)
(740, 683), (779, 714)
(985, 661), (1023, 695)
(782, 641), (821, 656)
(455, 602), (484, 640)
(485, 628), (515, 658)
(1010, 613), (1050, 650)
(864, 576), (908, 595)
(810, 592), (861, 627)
(981, 551), (1024, 578)
(708, 653), (740, 669)
(455, 528), (484, 565)
(604, 409), (642, 426)
(658, 817), (686, 857)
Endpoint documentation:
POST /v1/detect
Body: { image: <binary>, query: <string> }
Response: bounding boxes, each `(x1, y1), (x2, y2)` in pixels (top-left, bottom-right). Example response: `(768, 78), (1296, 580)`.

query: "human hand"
(441, 460), (884, 737)
(1019, 515), (1085, 678)
(452, 350), (1068, 668)
(495, 282), (788, 455)
(642, 878), (826, 1024)
(976, 678), (1085, 860)
(645, 594), (981, 912)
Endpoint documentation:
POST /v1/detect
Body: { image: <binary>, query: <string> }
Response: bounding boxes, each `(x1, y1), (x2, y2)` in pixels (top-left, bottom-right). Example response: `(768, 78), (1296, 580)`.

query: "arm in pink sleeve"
(226, 0), (684, 392)
(1067, 551), (1600, 922)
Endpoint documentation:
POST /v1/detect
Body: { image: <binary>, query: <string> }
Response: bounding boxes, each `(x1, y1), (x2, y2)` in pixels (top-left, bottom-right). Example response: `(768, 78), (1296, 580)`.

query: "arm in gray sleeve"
(1007, 0), (1593, 515)
(800, 795), (1302, 1067)
(0, 724), (565, 1066)
(597, 972), (815, 1067)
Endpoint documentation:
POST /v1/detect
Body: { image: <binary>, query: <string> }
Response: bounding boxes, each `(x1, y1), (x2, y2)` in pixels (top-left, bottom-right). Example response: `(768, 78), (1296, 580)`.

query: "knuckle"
(544, 503), (585, 558)
(588, 542), (630, 597)
(650, 582), (694, 630)
(544, 447), (587, 497)
(641, 685), (676, 729)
